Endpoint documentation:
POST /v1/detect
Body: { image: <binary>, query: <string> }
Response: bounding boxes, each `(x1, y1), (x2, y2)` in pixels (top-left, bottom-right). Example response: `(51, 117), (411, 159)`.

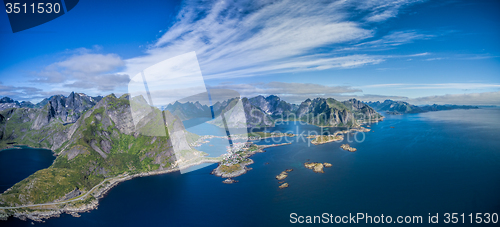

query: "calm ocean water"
(2, 108), (500, 226)
(0, 147), (55, 193)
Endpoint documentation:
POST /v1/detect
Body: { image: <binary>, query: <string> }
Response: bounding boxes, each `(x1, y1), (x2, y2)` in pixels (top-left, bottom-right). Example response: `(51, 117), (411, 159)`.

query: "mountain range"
(167, 95), (383, 128)
(0, 92), (485, 220)
(367, 100), (479, 115)
(0, 93), (205, 210)
(3, 92), (475, 210)
(0, 92), (384, 207)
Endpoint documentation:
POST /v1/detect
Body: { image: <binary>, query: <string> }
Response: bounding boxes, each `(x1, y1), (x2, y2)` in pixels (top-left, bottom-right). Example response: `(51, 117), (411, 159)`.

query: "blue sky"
(1, 0), (499, 105)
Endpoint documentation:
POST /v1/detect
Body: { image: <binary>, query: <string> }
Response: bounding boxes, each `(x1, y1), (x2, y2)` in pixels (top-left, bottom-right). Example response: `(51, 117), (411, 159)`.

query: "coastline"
(1, 123), (373, 222)
(0, 145), (53, 154)
(0, 158), (219, 222)
(309, 127), (371, 145)
(211, 159), (254, 178)
(211, 142), (291, 179)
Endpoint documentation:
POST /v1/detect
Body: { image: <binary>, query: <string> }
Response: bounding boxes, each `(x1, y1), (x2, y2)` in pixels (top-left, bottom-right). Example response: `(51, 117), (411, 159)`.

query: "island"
(211, 142), (292, 179)
(0, 94), (381, 222)
(307, 127), (370, 145)
(279, 183), (289, 189)
(304, 162), (333, 173)
(340, 144), (357, 152)
(276, 171), (288, 180)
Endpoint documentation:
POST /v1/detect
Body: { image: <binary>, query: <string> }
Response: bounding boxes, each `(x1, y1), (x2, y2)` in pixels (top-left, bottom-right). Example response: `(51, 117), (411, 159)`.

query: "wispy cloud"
(408, 52), (430, 57)
(410, 91), (500, 105)
(359, 0), (427, 22)
(208, 81), (409, 104)
(32, 51), (129, 92)
(124, 0), (427, 79)
(425, 57), (445, 61)
(0, 82), (69, 102)
(362, 83), (500, 90)
(211, 81), (361, 97)
(354, 30), (434, 50)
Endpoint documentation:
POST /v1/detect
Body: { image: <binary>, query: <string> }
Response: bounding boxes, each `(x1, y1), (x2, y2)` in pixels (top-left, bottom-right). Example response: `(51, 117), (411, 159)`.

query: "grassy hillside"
(0, 94), (202, 207)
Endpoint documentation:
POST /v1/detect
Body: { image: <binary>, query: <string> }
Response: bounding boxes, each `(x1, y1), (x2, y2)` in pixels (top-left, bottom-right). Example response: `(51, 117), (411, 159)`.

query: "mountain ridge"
(367, 99), (479, 115)
(0, 93), (208, 215)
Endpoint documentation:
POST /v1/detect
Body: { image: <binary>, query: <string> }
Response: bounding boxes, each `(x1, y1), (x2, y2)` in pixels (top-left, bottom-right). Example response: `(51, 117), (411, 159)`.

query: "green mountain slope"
(0, 94), (204, 207)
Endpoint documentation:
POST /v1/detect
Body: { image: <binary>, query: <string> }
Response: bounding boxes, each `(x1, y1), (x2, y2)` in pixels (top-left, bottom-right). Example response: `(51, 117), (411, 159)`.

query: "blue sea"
(2, 108), (500, 226)
(0, 147), (55, 193)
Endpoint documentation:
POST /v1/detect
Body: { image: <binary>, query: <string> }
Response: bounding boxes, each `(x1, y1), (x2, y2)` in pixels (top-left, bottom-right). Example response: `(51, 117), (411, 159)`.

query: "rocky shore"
(279, 183), (289, 189)
(275, 171), (288, 180)
(275, 168), (293, 189)
(304, 162), (332, 173)
(222, 178), (238, 184)
(275, 169), (293, 181)
(310, 134), (343, 145)
(340, 144), (357, 152)
(0, 158), (219, 222)
(211, 159), (254, 178)
(308, 127), (370, 145)
(212, 142), (292, 180)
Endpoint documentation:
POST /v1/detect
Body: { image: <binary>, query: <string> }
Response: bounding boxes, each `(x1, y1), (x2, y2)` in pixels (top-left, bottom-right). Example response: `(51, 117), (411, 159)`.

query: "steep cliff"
(170, 95), (382, 128)
(367, 100), (423, 114)
(295, 98), (382, 127)
(367, 100), (479, 114)
(248, 95), (297, 117)
(0, 94), (203, 207)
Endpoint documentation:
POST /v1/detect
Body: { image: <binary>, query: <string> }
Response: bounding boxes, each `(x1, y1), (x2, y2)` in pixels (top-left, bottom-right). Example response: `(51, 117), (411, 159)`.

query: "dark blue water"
(3, 109), (500, 226)
(0, 147), (55, 193)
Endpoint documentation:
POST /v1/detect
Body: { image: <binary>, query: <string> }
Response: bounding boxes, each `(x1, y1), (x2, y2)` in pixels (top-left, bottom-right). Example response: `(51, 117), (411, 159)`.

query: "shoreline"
(1, 123), (373, 222)
(0, 158), (219, 222)
(211, 142), (291, 179)
(309, 127), (371, 145)
(0, 144), (53, 153)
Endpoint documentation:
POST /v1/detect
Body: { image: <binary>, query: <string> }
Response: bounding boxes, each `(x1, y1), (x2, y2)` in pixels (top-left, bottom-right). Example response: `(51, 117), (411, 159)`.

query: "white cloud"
(123, 0), (425, 79)
(56, 53), (124, 74)
(211, 81), (361, 97)
(356, 30), (434, 49)
(0, 82), (71, 102)
(425, 57), (444, 61)
(362, 83), (500, 90)
(408, 52), (430, 57)
(410, 91), (500, 106)
(32, 52), (129, 93)
(209, 81), (371, 103)
(361, 0), (426, 22)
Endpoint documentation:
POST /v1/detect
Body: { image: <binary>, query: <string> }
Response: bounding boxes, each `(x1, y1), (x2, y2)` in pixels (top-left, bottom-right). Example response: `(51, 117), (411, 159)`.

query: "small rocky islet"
(275, 168), (294, 189)
(340, 144), (357, 152)
(304, 162), (332, 173)
(276, 162), (333, 189)
(279, 183), (289, 189)
(222, 178), (238, 184)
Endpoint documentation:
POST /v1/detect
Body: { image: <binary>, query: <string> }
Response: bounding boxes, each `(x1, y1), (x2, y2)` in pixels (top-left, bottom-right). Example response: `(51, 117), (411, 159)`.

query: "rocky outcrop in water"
(340, 144), (357, 152)
(304, 162), (325, 173)
(276, 171), (288, 180)
(279, 183), (289, 189)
